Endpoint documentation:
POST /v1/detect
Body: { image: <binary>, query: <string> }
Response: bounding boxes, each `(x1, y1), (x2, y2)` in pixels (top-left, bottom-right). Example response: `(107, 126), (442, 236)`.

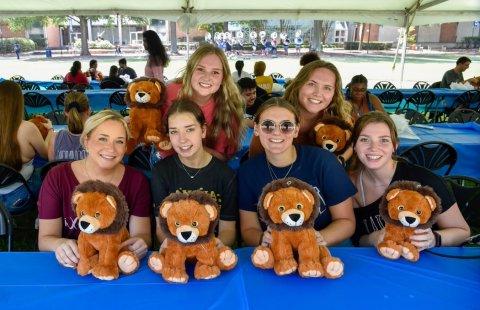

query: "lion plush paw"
(194, 263), (220, 280)
(274, 258), (298, 276)
(92, 265), (119, 281)
(321, 257), (344, 279)
(251, 246), (274, 269)
(401, 242), (419, 262)
(218, 246), (238, 270)
(148, 252), (165, 274)
(118, 251), (139, 275)
(145, 129), (161, 143)
(377, 240), (402, 260)
(77, 259), (92, 276)
(162, 267), (188, 284)
(298, 260), (324, 278)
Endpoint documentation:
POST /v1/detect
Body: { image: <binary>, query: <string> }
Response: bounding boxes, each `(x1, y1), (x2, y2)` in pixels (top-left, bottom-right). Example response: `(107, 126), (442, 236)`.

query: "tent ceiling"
(0, 0), (478, 27)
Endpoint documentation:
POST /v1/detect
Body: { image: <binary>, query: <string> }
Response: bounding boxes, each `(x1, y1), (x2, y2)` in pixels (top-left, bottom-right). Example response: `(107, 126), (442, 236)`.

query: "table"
(0, 78), (101, 90)
(1, 247), (478, 309)
(398, 122), (480, 178)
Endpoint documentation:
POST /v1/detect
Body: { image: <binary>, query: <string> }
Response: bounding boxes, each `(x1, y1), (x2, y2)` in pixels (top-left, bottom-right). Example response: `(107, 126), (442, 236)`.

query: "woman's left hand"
(121, 237), (148, 259)
(409, 228), (435, 251)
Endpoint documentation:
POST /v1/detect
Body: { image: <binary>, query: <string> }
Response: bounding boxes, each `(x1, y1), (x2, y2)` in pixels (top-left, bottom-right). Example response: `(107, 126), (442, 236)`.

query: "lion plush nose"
(137, 92), (145, 98)
(405, 216), (416, 224)
(181, 231), (192, 240)
(289, 213), (301, 222)
(80, 221), (90, 229)
(325, 144), (334, 150)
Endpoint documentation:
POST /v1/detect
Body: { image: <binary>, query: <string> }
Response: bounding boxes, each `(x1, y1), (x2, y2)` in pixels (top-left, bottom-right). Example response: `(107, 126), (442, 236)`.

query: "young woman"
(64, 61), (89, 86)
(232, 60), (251, 82)
(238, 98), (356, 247)
(349, 111), (469, 248)
(85, 59), (104, 81)
(143, 30), (169, 81)
(38, 110), (152, 267)
(47, 91), (90, 161)
(0, 81), (50, 213)
(151, 100), (237, 247)
(100, 65), (125, 88)
(346, 74), (385, 120)
(162, 44), (244, 161)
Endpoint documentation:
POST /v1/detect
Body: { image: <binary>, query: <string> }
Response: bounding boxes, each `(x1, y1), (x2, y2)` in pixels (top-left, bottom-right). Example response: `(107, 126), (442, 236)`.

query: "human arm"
(121, 215), (151, 259)
(318, 197), (355, 246)
(369, 94), (386, 113)
(218, 220), (236, 247)
(23, 120), (49, 159)
(38, 218), (79, 267)
(47, 131), (57, 161)
(240, 210), (263, 246)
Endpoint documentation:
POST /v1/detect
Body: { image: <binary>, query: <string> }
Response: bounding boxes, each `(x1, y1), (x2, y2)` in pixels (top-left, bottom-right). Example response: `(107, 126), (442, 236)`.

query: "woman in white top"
(232, 60), (251, 82)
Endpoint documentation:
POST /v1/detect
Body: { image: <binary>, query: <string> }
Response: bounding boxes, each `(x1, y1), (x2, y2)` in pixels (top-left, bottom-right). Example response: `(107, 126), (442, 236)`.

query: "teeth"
(199, 82), (211, 88)
(100, 155), (115, 159)
(366, 155), (381, 160)
(270, 139), (283, 143)
(308, 98), (320, 104)
(179, 145), (192, 150)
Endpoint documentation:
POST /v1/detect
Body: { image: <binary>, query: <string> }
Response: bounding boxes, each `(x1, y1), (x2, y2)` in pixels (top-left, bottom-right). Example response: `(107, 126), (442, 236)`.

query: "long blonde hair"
(176, 44), (245, 154)
(0, 81), (24, 170)
(284, 60), (353, 124)
(64, 91), (90, 134)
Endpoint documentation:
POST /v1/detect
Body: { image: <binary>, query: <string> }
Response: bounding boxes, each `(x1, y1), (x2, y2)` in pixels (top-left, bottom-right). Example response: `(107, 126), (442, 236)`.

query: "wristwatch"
(433, 231), (442, 247)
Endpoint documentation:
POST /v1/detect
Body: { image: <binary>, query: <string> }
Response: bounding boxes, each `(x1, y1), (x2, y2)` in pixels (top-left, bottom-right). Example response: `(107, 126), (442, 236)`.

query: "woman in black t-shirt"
(349, 112), (469, 248)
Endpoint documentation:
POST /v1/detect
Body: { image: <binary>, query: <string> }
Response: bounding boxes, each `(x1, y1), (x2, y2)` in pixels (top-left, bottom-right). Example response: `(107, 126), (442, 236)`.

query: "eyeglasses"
(260, 120), (296, 134)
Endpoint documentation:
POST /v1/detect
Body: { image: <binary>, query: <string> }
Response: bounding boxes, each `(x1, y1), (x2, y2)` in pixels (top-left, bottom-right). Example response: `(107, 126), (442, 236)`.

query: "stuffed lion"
(148, 191), (237, 283)
(251, 178), (344, 278)
(72, 180), (139, 280)
(29, 115), (49, 139)
(313, 117), (353, 165)
(377, 180), (442, 262)
(125, 77), (171, 154)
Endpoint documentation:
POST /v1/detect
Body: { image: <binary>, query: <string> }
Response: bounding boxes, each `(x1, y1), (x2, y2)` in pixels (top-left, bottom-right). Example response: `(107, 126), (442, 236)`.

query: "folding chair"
(403, 90), (436, 121)
(51, 74), (64, 81)
(0, 202), (13, 251)
(9, 75), (25, 82)
(396, 108), (429, 124)
(377, 89), (404, 112)
(109, 90), (128, 116)
(373, 81), (396, 90)
(21, 82), (40, 90)
(100, 80), (122, 89)
(413, 81), (430, 89)
(452, 90), (480, 111)
(23, 92), (58, 124)
(47, 83), (70, 90)
(399, 141), (457, 175)
(447, 108), (480, 123)
(270, 72), (285, 79)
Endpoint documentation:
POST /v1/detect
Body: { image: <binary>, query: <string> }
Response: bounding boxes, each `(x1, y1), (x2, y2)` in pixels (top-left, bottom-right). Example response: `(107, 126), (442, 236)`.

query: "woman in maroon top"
(64, 60), (89, 86)
(38, 110), (151, 268)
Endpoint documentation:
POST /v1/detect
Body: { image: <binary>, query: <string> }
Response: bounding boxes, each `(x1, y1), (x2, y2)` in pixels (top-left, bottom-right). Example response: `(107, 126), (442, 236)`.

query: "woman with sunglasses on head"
(349, 112), (469, 248)
(151, 99), (237, 247)
(238, 98), (356, 247)
(345, 74), (385, 120)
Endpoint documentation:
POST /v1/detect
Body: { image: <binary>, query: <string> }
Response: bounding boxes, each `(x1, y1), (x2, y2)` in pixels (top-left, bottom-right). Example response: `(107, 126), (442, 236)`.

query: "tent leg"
(399, 27), (408, 88)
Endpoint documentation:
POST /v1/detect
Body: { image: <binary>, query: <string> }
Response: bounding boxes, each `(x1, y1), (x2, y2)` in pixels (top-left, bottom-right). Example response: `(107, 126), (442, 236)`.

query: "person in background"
(237, 77), (265, 127)
(254, 61), (274, 93)
(47, 91), (90, 161)
(14, 42), (21, 59)
(299, 51), (320, 66)
(85, 59), (104, 81)
(440, 56), (473, 88)
(349, 111), (470, 248)
(101, 65), (126, 88)
(118, 58), (137, 79)
(143, 30), (169, 81)
(238, 98), (356, 247)
(232, 60), (251, 82)
(152, 99), (237, 247)
(64, 61), (89, 86)
(0, 81), (50, 213)
(346, 74), (385, 120)
(38, 110), (151, 268)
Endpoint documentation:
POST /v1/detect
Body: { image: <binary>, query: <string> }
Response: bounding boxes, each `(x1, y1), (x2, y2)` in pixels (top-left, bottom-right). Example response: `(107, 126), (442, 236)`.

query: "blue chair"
(23, 92), (58, 124)
(373, 81), (396, 90)
(378, 89), (404, 112)
(399, 141), (457, 175)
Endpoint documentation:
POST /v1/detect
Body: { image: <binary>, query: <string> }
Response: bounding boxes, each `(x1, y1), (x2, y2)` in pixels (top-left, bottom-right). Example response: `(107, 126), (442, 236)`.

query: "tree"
(79, 16), (91, 56)
(311, 20), (334, 51)
(6, 16), (67, 38)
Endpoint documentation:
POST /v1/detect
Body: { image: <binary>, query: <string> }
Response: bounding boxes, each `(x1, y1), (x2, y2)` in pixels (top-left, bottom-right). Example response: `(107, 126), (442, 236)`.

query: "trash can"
(45, 48), (52, 58)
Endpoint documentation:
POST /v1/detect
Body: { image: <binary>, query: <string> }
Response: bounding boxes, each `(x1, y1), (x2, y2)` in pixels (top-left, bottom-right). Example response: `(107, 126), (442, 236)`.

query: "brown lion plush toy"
(313, 117), (352, 165)
(377, 180), (441, 262)
(124, 77), (172, 154)
(148, 191), (237, 283)
(29, 115), (50, 139)
(72, 180), (139, 280)
(251, 178), (344, 278)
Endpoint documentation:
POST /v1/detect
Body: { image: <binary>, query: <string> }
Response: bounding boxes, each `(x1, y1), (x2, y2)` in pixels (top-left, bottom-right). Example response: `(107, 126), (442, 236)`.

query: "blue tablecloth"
(1, 247), (478, 309)
(0, 78), (101, 90)
(398, 122), (480, 178)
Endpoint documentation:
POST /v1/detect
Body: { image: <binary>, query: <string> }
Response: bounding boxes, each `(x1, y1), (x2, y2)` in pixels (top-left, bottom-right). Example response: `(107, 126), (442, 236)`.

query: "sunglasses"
(260, 120), (296, 134)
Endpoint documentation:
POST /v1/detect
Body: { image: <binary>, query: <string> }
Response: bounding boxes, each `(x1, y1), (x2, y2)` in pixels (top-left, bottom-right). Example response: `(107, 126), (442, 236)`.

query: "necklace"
(177, 156), (207, 179)
(266, 159), (294, 181)
(83, 159), (116, 184)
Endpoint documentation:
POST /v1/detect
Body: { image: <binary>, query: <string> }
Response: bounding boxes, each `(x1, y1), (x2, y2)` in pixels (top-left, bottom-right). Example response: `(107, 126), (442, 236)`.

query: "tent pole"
(399, 26), (407, 88)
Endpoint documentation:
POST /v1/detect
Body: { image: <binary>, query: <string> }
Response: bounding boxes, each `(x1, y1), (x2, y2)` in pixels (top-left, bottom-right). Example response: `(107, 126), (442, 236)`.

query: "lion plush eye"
(95, 212), (100, 218)
(416, 210), (422, 215)
(278, 206), (285, 212)
(335, 139), (340, 143)
(322, 135), (327, 140)
(175, 221), (180, 227)
(296, 204), (303, 210)
(398, 205), (405, 211)
(191, 221), (198, 227)
(80, 211), (85, 216)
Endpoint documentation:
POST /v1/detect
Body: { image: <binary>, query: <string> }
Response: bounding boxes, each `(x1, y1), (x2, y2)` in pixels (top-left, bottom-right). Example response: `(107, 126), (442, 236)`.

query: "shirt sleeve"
(219, 171), (238, 221)
(151, 163), (170, 216)
(37, 166), (64, 219)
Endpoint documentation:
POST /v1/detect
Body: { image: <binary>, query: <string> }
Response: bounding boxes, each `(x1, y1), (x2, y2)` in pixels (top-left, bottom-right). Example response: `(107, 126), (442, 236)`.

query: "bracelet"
(433, 231), (442, 247)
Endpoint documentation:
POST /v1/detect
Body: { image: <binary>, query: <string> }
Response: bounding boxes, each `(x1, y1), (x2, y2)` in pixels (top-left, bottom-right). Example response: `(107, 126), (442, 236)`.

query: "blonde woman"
(38, 110), (151, 268)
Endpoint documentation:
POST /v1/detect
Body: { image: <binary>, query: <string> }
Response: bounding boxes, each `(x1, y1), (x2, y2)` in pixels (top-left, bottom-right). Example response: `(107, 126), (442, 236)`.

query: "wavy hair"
(284, 60), (353, 124)
(143, 30), (169, 67)
(70, 61), (82, 77)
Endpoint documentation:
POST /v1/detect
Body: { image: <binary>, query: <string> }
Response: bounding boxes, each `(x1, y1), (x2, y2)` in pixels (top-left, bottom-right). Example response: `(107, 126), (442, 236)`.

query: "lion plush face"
(385, 188), (437, 228)
(314, 123), (349, 153)
(263, 187), (315, 227)
(127, 79), (163, 106)
(160, 199), (217, 243)
(73, 192), (117, 234)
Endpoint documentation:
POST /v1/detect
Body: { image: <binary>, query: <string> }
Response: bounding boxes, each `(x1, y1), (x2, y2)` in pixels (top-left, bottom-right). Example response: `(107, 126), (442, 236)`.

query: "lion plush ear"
(154, 81), (162, 93)
(263, 192), (274, 210)
(159, 202), (173, 218)
(425, 195), (437, 211)
(72, 192), (83, 204)
(127, 82), (135, 94)
(105, 195), (117, 210)
(314, 123), (325, 132)
(344, 129), (352, 141)
(386, 188), (402, 201)
(204, 204), (218, 221)
(301, 190), (314, 204)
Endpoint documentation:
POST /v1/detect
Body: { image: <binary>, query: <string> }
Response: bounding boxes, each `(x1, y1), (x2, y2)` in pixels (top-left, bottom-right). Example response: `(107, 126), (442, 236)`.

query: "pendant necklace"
(177, 156), (205, 179)
(266, 159), (294, 181)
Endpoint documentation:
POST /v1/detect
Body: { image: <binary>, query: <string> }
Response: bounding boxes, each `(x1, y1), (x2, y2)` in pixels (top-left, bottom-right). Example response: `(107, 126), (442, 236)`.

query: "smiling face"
(255, 106), (299, 156)
(84, 120), (127, 170)
(190, 54), (224, 104)
(354, 122), (396, 170)
(298, 67), (336, 115)
(168, 112), (206, 160)
(349, 82), (367, 102)
(241, 88), (257, 106)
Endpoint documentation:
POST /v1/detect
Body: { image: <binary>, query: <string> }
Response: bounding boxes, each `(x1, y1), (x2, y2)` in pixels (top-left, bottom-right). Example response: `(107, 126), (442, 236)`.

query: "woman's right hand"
(261, 227), (273, 246)
(55, 239), (79, 268)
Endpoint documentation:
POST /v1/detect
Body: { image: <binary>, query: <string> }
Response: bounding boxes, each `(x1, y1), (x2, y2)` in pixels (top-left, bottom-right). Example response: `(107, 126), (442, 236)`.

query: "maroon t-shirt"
(38, 163), (151, 240)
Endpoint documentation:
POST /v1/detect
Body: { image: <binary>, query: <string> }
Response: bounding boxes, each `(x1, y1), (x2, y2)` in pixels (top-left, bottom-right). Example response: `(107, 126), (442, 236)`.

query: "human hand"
(261, 227), (272, 246)
(410, 228), (435, 251)
(55, 239), (79, 268)
(314, 230), (327, 246)
(121, 237), (148, 259)
(42, 119), (53, 131)
(158, 140), (172, 151)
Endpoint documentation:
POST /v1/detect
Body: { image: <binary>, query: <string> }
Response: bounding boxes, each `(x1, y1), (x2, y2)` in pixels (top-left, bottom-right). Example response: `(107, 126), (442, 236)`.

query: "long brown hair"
(0, 81), (24, 170)
(64, 91), (90, 134)
(175, 44), (245, 155)
(284, 60), (353, 124)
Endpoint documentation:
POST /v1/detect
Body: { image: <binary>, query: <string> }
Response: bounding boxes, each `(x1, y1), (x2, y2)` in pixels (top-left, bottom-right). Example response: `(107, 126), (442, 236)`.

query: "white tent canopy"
(0, 0), (478, 27)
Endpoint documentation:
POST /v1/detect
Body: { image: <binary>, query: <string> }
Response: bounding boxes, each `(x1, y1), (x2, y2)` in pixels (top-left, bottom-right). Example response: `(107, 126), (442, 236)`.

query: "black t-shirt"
(351, 161), (456, 246)
(118, 66), (137, 79)
(151, 155), (237, 221)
